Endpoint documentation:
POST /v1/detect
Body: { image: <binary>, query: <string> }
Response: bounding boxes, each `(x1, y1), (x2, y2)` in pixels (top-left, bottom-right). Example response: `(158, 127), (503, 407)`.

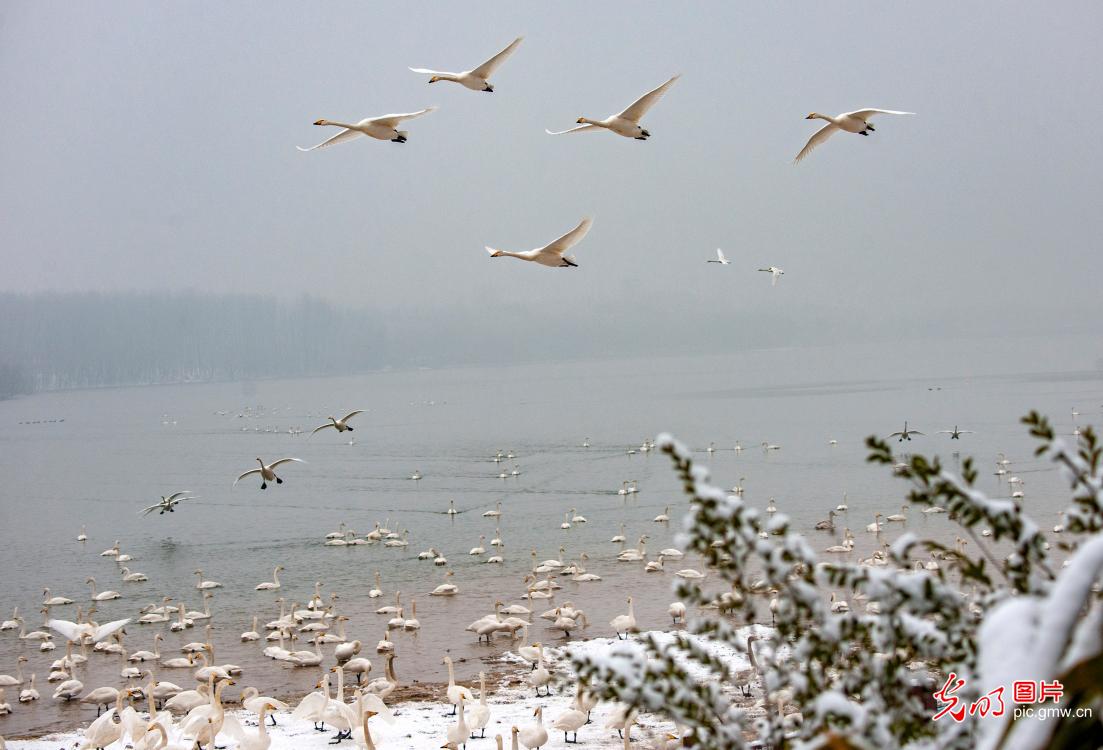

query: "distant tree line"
(0, 291), (386, 397)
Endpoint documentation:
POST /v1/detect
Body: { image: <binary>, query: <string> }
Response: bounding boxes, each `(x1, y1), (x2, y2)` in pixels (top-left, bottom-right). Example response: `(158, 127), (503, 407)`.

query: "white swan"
(298, 108), (437, 150)
(0, 608), (18, 630)
(42, 589), (73, 606)
(47, 616), (130, 644)
(234, 457), (304, 489)
(610, 596), (637, 639)
(140, 491), (197, 516)
(443, 656), (474, 715)
(486, 216), (592, 268)
(311, 410), (364, 435)
(547, 75), (680, 140)
(409, 36), (523, 92)
(255, 566), (283, 590)
(369, 572), (384, 599)
(795, 109), (915, 163)
(518, 705), (549, 749)
(668, 601), (686, 624)
(707, 248), (731, 265)
(193, 570), (222, 590)
(758, 266), (784, 286)
(241, 616), (260, 642)
(120, 567), (148, 582)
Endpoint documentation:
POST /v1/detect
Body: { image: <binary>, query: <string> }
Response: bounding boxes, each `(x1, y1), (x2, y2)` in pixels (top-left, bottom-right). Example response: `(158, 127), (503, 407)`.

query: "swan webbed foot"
(346, 426), (353, 431)
(860, 130), (869, 136)
(261, 482), (267, 489)
(276, 476), (283, 484)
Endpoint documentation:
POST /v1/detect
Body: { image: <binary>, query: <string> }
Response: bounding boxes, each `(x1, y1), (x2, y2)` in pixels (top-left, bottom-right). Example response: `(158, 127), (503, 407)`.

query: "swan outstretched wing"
(794, 122), (838, 163)
(408, 67), (451, 77)
(545, 124), (601, 135)
(165, 491), (194, 501)
(361, 692), (395, 723)
(233, 469), (261, 487)
(310, 423), (336, 435)
(340, 410), (364, 423)
(543, 217), (593, 255)
(717, 249), (727, 263)
(297, 128), (364, 152)
(846, 109), (915, 119)
(888, 431), (904, 438)
(910, 430), (925, 436)
(139, 503), (163, 516)
(90, 619), (130, 643)
(220, 715), (247, 744)
(470, 36), (523, 79)
(46, 619), (87, 643)
(369, 107), (437, 129)
(269, 457), (305, 469)
(616, 75), (680, 122)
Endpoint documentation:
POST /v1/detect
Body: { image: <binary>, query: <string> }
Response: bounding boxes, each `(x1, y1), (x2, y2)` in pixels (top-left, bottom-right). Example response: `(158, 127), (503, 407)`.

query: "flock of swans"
(292, 34), (913, 273)
(0, 403), (1074, 750)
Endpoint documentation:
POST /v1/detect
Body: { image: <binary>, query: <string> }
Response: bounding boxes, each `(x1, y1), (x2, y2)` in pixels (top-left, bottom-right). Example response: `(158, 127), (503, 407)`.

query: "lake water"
(0, 335), (1100, 737)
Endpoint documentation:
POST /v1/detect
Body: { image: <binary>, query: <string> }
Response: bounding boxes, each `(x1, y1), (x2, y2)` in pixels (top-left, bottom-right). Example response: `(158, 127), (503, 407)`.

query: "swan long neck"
(578, 117), (602, 126)
(385, 653), (397, 684)
(321, 120), (360, 130)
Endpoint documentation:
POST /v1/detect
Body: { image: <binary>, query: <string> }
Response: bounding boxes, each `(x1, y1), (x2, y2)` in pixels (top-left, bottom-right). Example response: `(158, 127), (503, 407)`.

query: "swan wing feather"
(269, 457), (304, 469)
(545, 124), (600, 135)
(846, 109), (915, 119)
(542, 217), (593, 255)
(369, 107), (437, 129)
(470, 36), (523, 79)
(616, 74), (680, 122)
(340, 410), (364, 423)
(233, 469), (261, 487)
(297, 127), (365, 152)
(794, 122), (838, 163)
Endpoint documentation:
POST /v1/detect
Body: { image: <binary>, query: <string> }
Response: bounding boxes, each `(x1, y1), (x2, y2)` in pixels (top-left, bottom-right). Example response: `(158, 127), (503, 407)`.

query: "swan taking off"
(311, 410), (364, 436)
(140, 491), (197, 516)
(758, 266), (784, 286)
(546, 75), (680, 140)
(707, 249), (731, 265)
(298, 107), (437, 150)
(937, 425), (975, 440)
(795, 109), (915, 163)
(409, 36), (523, 92)
(486, 216), (592, 268)
(889, 421), (924, 442)
(234, 457), (304, 489)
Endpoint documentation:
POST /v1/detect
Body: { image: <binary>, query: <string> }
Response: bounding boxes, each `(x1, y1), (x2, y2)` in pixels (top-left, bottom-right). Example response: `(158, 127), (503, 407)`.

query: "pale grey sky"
(2, 2), (1101, 345)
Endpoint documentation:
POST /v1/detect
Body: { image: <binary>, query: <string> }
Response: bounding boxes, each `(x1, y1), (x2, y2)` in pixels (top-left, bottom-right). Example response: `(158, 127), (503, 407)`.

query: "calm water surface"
(1, 337), (1100, 736)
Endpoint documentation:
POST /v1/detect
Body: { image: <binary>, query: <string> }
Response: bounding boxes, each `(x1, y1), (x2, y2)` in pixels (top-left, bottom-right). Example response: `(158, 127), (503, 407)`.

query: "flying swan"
(486, 217), (592, 268)
(409, 36), (523, 92)
(234, 457), (305, 489)
(546, 75), (680, 139)
(298, 108), (437, 150)
(795, 109), (915, 163)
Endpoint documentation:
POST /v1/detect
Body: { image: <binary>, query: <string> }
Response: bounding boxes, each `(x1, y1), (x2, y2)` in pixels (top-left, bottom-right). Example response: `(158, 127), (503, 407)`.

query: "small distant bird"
(889, 422), (924, 442)
(707, 249), (731, 265)
(297, 107), (437, 150)
(546, 75), (680, 140)
(140, 492), (198, 516)
(795, 109), (915, 163)
(311, 410), (364, 436)
(409, 36), (523, 92)
(758, 266), (784, 286)
(234, 457), (305, 489)
(937, 426), (974, 440)
(486, 217), (592, 268)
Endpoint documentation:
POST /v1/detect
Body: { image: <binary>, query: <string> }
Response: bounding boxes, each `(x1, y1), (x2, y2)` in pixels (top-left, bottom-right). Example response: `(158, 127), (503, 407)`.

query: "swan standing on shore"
(234, 457), (304, 489)
(486, 217), (593, 268)
(610, 597), (637, 639)
(409, 36), (523, 92)
(299, 108), (437, 150)
(794, 109), (915, 162)
(546, 75), (680, 139)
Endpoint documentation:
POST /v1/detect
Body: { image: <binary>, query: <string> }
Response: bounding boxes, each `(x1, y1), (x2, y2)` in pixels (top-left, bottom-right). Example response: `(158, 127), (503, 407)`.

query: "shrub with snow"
(570, 413), (1103, 749)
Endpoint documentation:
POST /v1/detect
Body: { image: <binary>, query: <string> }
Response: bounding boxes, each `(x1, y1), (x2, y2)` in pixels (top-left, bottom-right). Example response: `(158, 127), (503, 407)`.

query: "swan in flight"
(311, 410), (364, 436)
(409, 36), (523, 92)
(547, 74), (680, 139)
(298, 107), (437, 150)
(758, 266), (784, 286)
(486, 216), (592, 268)
(937, 426), (975, 440)
(234, 457), (304, 489)
(140, 491), (197, 516)
(795, 109), (915, 163)
(889, 421), (924, 442)
(707, 248), (731, 265)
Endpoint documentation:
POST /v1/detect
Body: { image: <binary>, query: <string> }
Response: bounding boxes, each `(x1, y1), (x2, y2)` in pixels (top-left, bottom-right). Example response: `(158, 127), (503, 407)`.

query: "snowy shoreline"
(5, 628), (769, 749)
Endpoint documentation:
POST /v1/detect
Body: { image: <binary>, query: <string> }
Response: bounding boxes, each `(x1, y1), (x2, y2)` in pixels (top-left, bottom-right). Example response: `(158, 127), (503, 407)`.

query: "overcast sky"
(2, 2), (1101, 340)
